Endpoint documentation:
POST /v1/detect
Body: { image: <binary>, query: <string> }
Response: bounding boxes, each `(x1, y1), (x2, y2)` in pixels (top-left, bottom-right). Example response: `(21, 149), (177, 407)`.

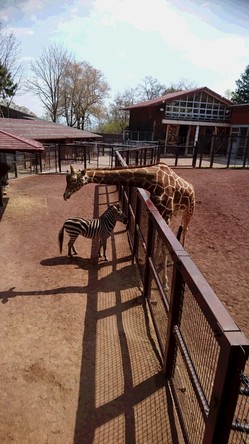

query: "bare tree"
(136, 76), (166, 101)
(27, 43), (71, 122)
(0, 22), (20, 73)
(163, 78), (198, 94)
(60, 61), (110, 129)
(135, 76), (198, 102)
(0, 22), (21, 108)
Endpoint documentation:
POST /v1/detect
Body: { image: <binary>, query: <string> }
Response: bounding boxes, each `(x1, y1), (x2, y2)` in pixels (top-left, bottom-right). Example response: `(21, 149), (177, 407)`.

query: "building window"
(165, 92), (230, 122)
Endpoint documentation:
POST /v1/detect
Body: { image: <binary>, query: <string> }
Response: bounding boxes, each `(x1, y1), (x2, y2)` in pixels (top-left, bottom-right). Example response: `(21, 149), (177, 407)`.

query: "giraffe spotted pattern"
(63, 163), (195, 245)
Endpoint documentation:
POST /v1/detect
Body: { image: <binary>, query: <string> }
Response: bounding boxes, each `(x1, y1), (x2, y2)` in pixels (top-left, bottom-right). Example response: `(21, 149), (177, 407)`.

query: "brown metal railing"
(114, 144), (160, 168)
(115, 149), (249, 443)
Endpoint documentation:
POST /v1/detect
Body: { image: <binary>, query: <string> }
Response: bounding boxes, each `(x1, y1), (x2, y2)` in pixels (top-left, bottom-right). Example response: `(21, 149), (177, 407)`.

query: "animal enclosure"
(0, 165), (248, 443)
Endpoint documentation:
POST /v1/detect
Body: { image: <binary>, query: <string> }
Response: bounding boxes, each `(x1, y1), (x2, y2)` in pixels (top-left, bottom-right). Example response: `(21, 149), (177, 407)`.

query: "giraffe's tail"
(58, 225), (64, 254)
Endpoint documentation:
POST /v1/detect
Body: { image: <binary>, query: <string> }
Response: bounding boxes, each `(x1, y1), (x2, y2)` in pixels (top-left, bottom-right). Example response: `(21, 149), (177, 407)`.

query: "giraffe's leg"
(181, 212), (191, 247)
(162, 244), (169, 292)
(162, 216), (173, 291)
(155, 232), (169, 292)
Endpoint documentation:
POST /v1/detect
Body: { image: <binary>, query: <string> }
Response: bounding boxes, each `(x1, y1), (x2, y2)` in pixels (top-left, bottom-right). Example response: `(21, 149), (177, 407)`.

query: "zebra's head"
(109, 203), (128, 225)
(63, 165), (88, 200)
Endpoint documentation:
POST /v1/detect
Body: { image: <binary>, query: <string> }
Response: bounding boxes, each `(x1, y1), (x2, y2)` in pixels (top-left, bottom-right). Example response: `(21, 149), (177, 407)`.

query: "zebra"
(58, 203), (127, 261)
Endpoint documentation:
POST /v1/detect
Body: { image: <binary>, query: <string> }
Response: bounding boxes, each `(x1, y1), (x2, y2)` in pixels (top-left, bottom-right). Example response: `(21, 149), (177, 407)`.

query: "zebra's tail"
(58, 225), (64, 254)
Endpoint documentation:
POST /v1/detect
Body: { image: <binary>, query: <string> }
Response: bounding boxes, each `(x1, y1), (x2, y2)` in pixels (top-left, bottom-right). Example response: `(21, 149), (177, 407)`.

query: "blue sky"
(1, 0), (249, 117)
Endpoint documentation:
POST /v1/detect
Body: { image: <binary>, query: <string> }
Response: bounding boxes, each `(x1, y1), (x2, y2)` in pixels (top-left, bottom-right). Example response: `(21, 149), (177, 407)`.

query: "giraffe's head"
(63, 165), (88, 200)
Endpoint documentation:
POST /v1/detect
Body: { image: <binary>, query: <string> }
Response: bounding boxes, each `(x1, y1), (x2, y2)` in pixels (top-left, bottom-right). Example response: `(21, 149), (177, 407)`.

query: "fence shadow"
(73, 185), (182, 443)
(0, 196), (9, 221)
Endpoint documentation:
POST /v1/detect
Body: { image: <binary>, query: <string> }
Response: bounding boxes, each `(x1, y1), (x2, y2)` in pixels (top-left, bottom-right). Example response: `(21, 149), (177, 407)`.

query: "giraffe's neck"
(84, 167), (158, 192)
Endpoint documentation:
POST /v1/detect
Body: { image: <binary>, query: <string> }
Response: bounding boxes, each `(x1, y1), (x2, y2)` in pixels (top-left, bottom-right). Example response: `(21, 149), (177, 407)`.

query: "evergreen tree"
(0, 63), (17, 100)
(231, 65), (249, 104)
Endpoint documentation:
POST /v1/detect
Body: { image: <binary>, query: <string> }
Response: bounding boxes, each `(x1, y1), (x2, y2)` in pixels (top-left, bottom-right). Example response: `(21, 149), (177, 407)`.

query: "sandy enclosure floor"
(0, 174), (182, 444)
(0, 167), (248, 443)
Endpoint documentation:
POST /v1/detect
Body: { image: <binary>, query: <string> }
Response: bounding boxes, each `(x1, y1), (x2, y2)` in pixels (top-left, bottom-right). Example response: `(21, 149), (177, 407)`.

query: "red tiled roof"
(122, 87), (232, 110)
(0, 130), (44, 152)
(0, 118), (102, 142)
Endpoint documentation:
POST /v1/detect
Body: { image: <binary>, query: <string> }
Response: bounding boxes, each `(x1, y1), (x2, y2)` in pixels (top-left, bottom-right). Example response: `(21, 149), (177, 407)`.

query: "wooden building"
(122, 87), (232, 153)
(229, 103), (249, 159)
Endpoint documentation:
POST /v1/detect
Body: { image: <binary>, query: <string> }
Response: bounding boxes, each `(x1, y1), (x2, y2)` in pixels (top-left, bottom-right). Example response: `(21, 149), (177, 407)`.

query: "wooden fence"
(114, 149), (249, 443)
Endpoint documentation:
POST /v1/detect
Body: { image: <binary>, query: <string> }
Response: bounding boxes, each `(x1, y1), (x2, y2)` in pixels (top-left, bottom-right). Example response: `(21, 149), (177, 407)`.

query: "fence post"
(203, 334), (249, 443)
(174, 146), (179, 166)
(242, 136), (249, 168)
(0, 179), (3, 206)
(192, 142), (198, 168)
(39, 152), (42, 173)
(131, 192), (141, 264)
(143, 211), (155, 300)
(163, 258), (185, 376)
(58, 145), (61, 173)
(226, 136), (233, 168)
(209, 136), (215, 168)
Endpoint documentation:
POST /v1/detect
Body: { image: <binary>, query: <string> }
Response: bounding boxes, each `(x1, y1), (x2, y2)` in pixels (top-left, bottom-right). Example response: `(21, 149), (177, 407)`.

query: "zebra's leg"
(101, 239), (108, 261)
(68, 236), (78, 256)
(98, 239), (103, 258)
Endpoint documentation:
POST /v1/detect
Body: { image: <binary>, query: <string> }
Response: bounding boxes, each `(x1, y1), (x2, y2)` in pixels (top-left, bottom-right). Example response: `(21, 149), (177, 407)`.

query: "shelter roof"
(228, 103), (249, 108)
(0, 130), (44, 152)
(0, 118), (101, 142)
(122, 87), (232, 110)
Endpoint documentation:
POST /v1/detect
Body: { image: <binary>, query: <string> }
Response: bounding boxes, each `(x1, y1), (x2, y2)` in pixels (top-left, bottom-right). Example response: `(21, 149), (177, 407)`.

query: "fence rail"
(161, 134), (249, 168)
(115, 149), (249, 443)
(1, 133), (248, 180)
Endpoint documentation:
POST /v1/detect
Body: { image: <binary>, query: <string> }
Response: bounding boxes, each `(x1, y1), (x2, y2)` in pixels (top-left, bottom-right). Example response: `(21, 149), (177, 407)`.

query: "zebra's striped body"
(58, 203), (127, 260)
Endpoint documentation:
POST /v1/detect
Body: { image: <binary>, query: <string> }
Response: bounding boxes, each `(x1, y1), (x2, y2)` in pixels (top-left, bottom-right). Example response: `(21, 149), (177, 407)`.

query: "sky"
(1, 0), (249, 117)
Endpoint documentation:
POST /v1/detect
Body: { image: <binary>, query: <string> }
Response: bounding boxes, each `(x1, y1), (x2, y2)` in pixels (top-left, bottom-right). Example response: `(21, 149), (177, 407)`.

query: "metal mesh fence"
(229, 372), (249, 443)
(180, 284), (221, 405)
(115, 149), (249, 442)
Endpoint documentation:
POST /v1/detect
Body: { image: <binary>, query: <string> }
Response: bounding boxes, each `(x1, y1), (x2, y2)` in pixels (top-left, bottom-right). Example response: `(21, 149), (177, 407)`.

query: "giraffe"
(63, 163), (195, 246)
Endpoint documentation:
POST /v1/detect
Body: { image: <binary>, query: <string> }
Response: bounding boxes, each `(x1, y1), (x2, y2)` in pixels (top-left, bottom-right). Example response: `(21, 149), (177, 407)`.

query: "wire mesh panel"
(229, 371), (249, 443)
(171, 346), (206, 443)
(150, 233), (174, 304)
(5, 152), (39, 178)
(148, 273), (169, 355)
(179, 284), (221, 405)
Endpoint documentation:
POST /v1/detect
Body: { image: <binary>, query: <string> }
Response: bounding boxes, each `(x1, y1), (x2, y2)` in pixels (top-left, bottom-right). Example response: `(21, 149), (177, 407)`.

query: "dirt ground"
(0, 167), (249, 443)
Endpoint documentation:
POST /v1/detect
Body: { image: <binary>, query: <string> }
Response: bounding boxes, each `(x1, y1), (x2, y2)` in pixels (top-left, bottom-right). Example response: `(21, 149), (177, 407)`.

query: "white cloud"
(90, 0), (249, 80)
(6, 27), (34, 36)
(18, 0), (48, 15)
(2, 0), (249, 110)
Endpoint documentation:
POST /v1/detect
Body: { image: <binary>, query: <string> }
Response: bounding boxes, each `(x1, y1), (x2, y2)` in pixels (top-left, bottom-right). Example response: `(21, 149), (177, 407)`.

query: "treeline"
(0, 22), (248, 133)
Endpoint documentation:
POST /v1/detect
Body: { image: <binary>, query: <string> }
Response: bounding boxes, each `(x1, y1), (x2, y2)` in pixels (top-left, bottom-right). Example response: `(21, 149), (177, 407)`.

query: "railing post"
(209, 135), (215, 168)
(131, 192), (141, 263)
(163, 259), (185, 377)
(0, 179), (3, 206)
(143, 211), (155, 300)
(58, 144), (61, 173)
(242, 135), (249, 168)
(174, 146), (179, 166)
(226, 135), (233, 168)
(203, 334), (249, 443)
(192, 142), (198, 168)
